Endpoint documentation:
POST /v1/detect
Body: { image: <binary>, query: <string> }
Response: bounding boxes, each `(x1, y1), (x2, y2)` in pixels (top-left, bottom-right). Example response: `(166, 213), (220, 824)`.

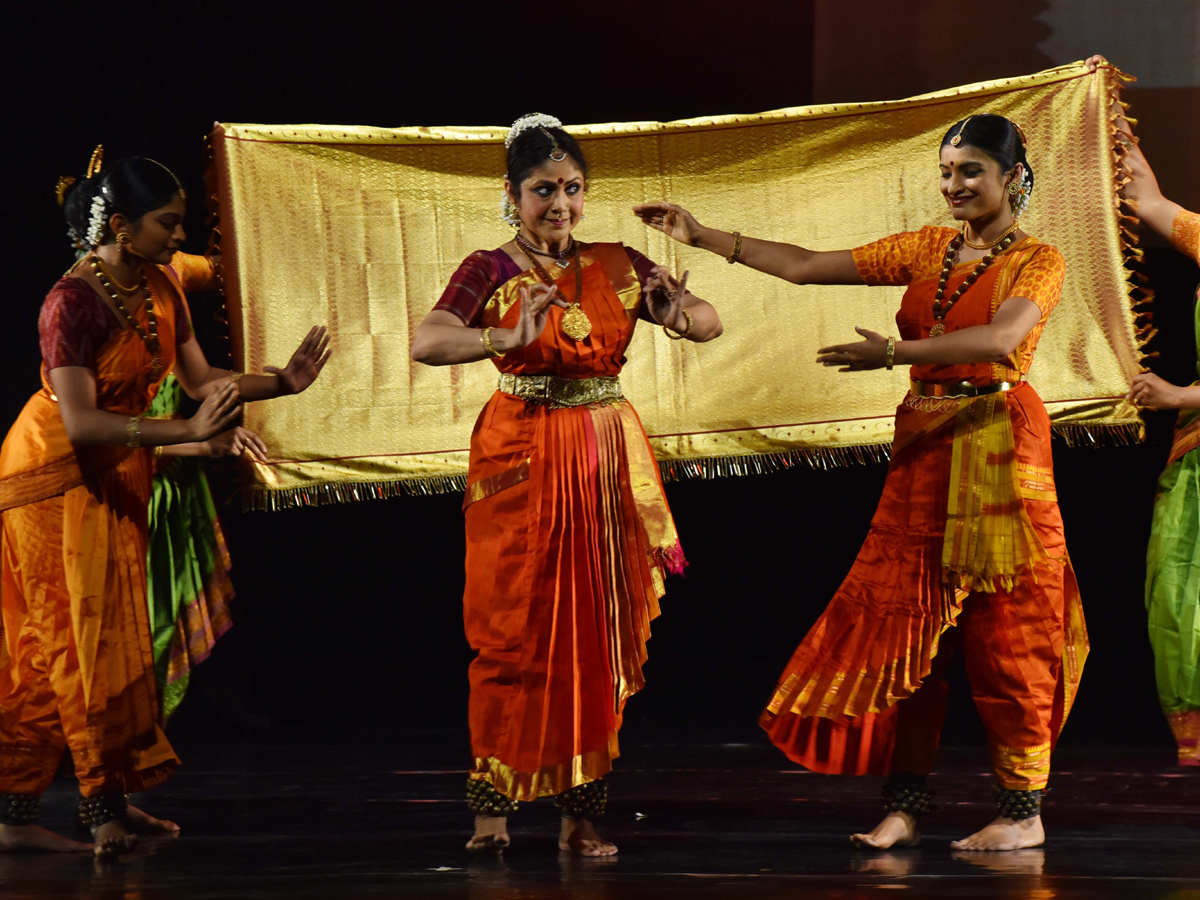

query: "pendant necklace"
(90, 256), (163, 377)
(929, 229), (1017, 337)
(518, 241), (589, 341)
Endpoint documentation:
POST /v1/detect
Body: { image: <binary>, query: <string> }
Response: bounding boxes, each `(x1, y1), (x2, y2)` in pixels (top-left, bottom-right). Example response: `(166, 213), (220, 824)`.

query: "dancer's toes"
(124, 803), (180, 836)
(850, 811), (920, 849)
(950, 815), (1044, 851)
(0, 823), (92, 853)
(466, 816), (510, 854)
(91, 820), (137, 859)
(559, 818), (617, 857)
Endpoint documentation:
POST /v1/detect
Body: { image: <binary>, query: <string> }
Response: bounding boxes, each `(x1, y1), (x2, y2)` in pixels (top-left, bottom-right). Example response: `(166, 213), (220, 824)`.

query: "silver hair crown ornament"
(505, 113), (563, 148)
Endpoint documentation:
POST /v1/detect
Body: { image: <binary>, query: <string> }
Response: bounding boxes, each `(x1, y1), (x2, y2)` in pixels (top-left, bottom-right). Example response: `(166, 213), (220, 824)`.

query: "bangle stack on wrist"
(727, 232), (744, 265)
(126, 414), (146, 448)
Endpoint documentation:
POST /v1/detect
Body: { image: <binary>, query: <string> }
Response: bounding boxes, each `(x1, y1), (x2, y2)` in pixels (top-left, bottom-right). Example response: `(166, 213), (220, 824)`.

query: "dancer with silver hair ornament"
(412, 112), (723, 857)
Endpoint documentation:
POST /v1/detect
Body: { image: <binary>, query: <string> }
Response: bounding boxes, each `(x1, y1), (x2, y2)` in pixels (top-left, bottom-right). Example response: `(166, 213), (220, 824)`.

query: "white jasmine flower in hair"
(506, 113), (563, 148)
(86, 195), (107, 246)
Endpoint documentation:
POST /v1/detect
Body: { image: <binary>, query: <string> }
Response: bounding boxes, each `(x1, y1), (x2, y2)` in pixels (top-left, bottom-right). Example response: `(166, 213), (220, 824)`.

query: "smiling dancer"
(0, 151), (328, 857)
(637, 113), (1086, 851)
(411, 113), (722, 857)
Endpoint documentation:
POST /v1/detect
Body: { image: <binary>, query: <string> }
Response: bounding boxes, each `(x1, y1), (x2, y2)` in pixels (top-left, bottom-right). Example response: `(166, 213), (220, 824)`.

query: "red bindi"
(557, 178), (564, 184)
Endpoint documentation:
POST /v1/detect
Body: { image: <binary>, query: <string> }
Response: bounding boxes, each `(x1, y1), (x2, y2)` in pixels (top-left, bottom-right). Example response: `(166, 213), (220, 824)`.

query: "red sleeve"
(624, 246), (662, 323)
(39, 280), (119, 371)
(433, 251), (502, 328)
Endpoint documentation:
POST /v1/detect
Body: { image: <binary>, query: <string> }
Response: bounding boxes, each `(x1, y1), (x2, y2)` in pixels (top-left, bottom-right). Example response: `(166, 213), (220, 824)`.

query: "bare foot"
(851, 811), (920, 849)
(950, 815), (1045, 851)
(466, 816), (510, 854)
(91, 820), (137, 859)
(558, 817), (617, 857)
(125, 803), (180, 836)
(0, 823), (91, 853)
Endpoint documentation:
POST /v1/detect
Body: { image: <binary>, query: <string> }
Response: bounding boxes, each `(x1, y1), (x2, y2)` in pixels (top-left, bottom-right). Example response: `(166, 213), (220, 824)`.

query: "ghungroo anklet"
(883, 772), (936, 816)
(0, 793), (40, 826)
(77, 792), (128, 829)
(466, 777), (518, 817)
(554, 779), (608, 819)
(996, 787), (1043, 821)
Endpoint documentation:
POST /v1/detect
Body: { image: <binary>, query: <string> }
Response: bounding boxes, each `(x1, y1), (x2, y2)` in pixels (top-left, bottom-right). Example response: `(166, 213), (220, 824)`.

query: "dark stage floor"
(1, 736), (1197, 899)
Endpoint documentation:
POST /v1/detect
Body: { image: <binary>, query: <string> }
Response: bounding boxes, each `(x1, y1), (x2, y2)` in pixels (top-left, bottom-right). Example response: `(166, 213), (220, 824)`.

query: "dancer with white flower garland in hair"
(637, 112), (1087, 851)
(411, 113), (722, 857)
(0, 150), (329, 858)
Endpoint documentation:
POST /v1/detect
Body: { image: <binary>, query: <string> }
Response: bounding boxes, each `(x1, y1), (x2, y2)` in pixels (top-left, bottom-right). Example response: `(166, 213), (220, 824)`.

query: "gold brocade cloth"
(209, 62), (1144, 509)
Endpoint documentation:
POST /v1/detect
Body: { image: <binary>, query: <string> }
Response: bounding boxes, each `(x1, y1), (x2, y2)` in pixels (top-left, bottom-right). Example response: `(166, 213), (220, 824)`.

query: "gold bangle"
(727, 232), (743, 265)
(230, 371), (245, 395)
(886, 336), (896, 370)
(481, 327), (503, 358)
(153, 445), (164, 460)
(663, 309), (693, 341)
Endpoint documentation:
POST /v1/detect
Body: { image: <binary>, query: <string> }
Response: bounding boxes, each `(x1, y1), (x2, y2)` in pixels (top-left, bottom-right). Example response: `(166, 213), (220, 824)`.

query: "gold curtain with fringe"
(209, 61), (1146, 510)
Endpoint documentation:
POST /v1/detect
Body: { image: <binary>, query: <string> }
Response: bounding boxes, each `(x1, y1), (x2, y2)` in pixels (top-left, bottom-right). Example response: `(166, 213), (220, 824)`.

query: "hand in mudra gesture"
(512, 284), (567, 348)
(268, 326), (332, 396)
(633, 202), (703, 246)
(643, 266), (690, 332)
(818, 327), (889, 372)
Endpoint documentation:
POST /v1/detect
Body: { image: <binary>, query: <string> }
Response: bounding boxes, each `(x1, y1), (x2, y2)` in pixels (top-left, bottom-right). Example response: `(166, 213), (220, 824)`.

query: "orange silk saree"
(760, 228), (1089, 790)
(463, 243), (683, 801)
(0, 259), (204, 796)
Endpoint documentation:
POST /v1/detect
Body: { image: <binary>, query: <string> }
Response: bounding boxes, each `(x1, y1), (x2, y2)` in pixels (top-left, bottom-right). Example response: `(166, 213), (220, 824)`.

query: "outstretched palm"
(268, 326), (332, 395)
(633, 202), (702, 246)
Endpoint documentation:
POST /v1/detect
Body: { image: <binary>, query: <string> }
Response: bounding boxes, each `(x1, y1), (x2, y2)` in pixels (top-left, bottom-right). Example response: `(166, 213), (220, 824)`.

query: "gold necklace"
(929, 232), (1015, 337)
(89, 257), (163, 377)
(519, 244), (589, 341)
(961, 220), (1020, 250)
(93, 256), (141, 293)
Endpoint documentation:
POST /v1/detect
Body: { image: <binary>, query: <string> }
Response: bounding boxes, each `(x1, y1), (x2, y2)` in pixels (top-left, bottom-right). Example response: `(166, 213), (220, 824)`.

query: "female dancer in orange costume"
(0, 152), (329, 857)
(411, 113), (722, 856)
(637, 113), (1087, 851)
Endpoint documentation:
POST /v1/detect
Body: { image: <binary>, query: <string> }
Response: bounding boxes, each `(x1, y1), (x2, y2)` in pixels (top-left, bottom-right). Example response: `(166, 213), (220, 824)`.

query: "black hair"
(940, 114), (1034, 194)
(63, 156), (183, 247)
(506, 123), (588, 196)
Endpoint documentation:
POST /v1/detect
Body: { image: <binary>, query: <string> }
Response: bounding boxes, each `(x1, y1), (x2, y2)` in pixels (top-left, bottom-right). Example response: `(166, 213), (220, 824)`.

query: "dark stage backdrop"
(5, 3), (1198, 760)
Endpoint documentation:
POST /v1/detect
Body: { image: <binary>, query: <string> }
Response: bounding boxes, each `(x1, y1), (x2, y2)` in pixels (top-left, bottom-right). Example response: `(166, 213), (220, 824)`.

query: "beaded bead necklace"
(929, 231), (1016, 337)
(515, 231), (576, 269)
(89, 256), (163, 376)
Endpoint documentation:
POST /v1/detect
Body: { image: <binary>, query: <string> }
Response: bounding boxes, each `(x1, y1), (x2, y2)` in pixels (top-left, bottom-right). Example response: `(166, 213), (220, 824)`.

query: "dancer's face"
(939, 145), (1020, 222)
(110, 194), (187, 265)
(506, 158), (586, 243)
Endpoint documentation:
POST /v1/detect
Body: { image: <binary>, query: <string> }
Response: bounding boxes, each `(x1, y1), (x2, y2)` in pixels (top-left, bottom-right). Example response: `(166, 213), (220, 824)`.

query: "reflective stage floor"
(1, 736), (1197, 899)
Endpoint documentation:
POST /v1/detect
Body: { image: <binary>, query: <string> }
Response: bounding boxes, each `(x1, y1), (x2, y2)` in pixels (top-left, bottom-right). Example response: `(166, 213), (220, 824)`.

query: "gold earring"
(117, 231), (132, 244)
(1007, 184), (1019, 195)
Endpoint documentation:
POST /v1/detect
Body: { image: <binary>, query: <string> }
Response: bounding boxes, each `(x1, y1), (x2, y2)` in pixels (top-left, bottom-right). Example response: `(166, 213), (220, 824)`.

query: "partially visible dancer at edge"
(0, 150), (329, 857)
(411, 113), (722, 857)
(636, 113), (1086, 851)
(1087, 53), (1200, 765)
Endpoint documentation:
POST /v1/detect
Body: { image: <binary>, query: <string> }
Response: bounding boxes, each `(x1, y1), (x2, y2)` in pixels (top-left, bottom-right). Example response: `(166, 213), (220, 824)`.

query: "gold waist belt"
(910, 379), (1020, 399)
(497, 373), (623, 408)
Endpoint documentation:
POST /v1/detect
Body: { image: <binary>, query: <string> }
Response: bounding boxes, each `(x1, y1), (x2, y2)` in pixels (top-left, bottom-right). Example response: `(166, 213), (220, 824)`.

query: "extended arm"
(817, 296), (1043, 371)
(49, 366), (241, 446)
(633, 202), (863, 286)
(172, 327), (331, 401)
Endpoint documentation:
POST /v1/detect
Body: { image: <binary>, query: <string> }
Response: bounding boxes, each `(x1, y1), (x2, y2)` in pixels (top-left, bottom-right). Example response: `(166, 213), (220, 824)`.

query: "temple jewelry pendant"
(929, 323), (945, 337)
(554, 258), (570, 269)
(149, 356), (164, 378)
(561, 302), (592, 341)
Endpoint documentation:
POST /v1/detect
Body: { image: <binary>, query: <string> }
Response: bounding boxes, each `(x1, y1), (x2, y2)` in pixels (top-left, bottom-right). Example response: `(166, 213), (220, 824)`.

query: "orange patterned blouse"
(853, 225), (1066, 386)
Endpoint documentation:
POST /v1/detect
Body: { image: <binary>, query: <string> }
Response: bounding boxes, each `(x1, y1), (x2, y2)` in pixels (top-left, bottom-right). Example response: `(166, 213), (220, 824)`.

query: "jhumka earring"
(116, 231), (133, 244)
